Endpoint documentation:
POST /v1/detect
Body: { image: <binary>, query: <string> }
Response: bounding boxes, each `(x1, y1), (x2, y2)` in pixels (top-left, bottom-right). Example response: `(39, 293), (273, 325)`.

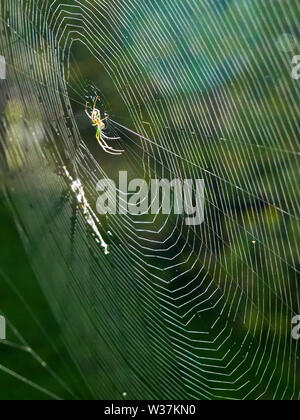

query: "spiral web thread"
(0, 0), (299, 400)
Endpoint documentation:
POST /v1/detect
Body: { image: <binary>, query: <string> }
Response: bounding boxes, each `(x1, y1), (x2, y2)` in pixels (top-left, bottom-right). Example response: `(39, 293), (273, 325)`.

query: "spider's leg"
(104, 147), (123, 155)
(96, 132), (111, 153)
(95, 127), (123, 154)
(100, 116), (109, 122)
(103, 142), (124, 153)
(85, 102), (93, 119)
(99, 130), (119, 148)
(93, 96), (99, 109)
(96, 130), (123, 155)
(85, 110), (92, 119)
(101, 136), (124, 154)
(102, 142), (123, 155)
(105, 145), (124, 153)
(98, 137), (119, 155)
(102, 133), (121, 140)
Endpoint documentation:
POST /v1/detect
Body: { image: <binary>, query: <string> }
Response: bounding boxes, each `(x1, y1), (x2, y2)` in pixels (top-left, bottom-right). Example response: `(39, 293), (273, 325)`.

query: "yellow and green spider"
(85, 97), (123, 155)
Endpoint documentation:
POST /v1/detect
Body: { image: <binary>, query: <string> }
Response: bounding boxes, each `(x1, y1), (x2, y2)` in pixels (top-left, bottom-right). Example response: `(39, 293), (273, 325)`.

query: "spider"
(85, 97), (123, 155)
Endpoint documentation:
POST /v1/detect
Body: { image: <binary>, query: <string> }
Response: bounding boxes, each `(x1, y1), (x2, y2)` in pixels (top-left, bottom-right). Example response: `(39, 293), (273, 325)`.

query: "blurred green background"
(0, 197), (89, 399)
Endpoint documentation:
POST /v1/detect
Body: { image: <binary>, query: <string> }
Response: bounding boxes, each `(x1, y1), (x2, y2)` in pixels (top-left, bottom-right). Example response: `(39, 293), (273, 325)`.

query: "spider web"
(0, 0), (299, 400)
